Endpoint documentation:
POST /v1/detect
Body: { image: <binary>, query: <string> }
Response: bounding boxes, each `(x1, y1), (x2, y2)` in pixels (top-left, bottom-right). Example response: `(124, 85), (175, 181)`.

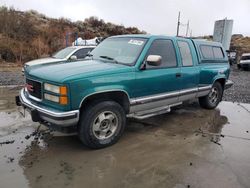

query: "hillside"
(0, 6), (146, 64)
(230, 34), (250, 55)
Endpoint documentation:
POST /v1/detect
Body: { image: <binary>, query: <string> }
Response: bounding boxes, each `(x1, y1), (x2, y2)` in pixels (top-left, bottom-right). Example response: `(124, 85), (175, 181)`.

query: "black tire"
(199, 82), (223, 109)
(78, 101), (126, 149)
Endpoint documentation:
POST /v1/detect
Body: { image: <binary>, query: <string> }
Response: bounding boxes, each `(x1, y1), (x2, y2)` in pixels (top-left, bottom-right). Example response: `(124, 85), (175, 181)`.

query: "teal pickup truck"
(16, 35), (233, 149)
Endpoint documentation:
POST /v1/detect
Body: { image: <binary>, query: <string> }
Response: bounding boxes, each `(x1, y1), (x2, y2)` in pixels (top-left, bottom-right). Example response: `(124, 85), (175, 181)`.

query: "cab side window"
(146, 39), (177, 68)
(73, 48), (93, 59)
(177, 41), (193, 66)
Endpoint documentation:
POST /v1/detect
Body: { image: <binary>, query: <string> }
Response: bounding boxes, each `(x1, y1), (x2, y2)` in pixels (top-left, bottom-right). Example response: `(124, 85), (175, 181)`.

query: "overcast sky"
(1, 0), (250, 36)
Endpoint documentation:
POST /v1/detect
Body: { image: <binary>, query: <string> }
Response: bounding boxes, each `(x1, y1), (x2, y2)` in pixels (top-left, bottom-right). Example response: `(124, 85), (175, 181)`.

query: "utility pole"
(176, 11), (180, 37)
(176, 12), (192, 37)
(185, 20), (189, 37)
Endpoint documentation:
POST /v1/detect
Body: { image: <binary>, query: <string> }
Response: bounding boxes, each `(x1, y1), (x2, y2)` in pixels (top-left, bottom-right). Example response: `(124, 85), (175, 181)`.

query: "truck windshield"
(89, 37), (147, 65)
(52, 47), (76, 59)
(241, 55), (250, 60)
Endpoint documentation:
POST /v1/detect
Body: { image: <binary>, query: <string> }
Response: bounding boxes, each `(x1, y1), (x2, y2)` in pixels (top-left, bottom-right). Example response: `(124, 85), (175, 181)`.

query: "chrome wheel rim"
(208, 87), (218, 104)
(92, 111), (118, 140)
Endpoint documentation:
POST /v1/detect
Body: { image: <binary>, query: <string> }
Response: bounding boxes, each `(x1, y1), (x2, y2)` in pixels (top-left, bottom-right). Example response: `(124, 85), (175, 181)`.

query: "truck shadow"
(19, 101), (228, 154)
(20, 102), (229, 152)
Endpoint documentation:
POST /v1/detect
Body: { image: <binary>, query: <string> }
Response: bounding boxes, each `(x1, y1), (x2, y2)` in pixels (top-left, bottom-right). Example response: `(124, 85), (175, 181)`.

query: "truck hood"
(26, 59), (133, 83)
(26, 57), (64, 66)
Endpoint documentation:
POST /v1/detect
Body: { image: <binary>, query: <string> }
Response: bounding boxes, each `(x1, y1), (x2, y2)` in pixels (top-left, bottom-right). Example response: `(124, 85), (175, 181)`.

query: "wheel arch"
(79, 90), (131, 114)
(213, 77), (226, 89)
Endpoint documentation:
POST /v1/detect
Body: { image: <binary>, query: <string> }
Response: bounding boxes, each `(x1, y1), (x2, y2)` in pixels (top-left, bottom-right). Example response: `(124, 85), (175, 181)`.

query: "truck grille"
(26, 79), (42, 99)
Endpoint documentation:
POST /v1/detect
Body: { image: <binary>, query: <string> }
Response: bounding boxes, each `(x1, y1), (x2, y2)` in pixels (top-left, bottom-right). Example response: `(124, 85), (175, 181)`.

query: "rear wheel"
(78, 101), (126, 149)
(199, 82), (223, 109)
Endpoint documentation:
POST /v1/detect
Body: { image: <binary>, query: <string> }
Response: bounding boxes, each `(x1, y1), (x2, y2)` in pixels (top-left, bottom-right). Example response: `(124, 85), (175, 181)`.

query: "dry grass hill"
(0, 6), (145, 64)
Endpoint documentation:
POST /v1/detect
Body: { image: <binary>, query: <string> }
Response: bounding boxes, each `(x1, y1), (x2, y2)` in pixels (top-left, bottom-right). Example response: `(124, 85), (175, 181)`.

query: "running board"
(127, 102), (182, 120)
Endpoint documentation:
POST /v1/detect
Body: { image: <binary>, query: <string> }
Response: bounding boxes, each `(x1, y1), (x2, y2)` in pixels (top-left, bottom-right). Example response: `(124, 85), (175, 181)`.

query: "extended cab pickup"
(16, 35), (233, 149)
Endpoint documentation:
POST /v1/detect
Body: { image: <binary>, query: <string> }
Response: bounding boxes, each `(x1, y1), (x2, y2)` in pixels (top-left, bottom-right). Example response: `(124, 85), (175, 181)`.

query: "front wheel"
(199, 82), (223, 109)
(78, 101), (126, 149)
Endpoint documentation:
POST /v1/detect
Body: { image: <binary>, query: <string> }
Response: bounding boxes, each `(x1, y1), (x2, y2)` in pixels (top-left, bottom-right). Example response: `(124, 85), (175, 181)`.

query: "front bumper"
(16, 89), (79, 133)
(225, 80), (233, 90)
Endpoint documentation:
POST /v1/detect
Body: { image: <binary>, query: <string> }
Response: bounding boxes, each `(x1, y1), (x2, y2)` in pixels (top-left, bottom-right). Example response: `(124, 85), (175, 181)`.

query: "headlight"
(44, 83), (68, 105)
(44, 83), (60, 94)
(44, 93), (59, 103)
(44, 94), (68, 105)
(44, 83), (67, 95)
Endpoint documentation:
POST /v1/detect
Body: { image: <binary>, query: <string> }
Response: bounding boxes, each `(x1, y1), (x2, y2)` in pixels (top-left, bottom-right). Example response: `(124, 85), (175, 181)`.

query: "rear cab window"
(177, 41), (193, 66)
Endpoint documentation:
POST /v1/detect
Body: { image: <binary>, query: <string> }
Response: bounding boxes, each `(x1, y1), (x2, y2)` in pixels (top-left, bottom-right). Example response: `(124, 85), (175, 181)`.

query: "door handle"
(176, 73), (181, 78)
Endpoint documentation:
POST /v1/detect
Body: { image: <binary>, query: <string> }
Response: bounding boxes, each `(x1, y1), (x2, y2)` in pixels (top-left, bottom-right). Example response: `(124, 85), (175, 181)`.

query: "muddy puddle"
(0, 87), (250, 188)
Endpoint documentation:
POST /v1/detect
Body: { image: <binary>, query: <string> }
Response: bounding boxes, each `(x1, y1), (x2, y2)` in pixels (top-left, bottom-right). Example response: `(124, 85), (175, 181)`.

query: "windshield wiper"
(99, 55), (118, 64)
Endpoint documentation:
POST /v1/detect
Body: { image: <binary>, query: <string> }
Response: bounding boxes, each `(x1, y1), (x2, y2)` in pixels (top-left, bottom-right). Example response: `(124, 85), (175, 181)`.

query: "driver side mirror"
(146, 55), (162, 66)
(70, 55), (77, 60)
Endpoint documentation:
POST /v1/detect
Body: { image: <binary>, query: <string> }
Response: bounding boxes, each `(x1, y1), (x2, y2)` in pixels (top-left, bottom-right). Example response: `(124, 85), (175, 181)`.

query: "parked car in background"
(16, 35), (233, 149)
(22, 46), (95, 73)
(238, 53), (250, 70)
(226, 50), (237, 65)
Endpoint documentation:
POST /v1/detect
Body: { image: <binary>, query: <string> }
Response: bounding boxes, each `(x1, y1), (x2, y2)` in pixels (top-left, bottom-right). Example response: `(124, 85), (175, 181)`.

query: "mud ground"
(1, 87), (250, 188)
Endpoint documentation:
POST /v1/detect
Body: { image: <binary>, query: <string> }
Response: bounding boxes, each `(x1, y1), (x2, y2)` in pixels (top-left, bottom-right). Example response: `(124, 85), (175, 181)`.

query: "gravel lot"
(0, 64), (249, 103)
(223, 65), (250, 103)
(0, 66), (24, 86)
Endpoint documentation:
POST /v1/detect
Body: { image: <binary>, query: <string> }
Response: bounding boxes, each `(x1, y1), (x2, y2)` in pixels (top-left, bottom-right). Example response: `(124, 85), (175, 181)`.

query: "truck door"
(176, 39), (199, 101)
(133, 39), (181, 111)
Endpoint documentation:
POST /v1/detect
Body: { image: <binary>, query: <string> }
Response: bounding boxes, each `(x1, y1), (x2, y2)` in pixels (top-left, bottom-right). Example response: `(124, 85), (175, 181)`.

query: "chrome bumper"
(18, 89), (79, 128)
(225, 80), (233, 90)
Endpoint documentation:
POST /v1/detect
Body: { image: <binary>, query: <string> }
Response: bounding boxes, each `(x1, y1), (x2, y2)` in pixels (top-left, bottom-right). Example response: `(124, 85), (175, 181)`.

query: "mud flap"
(15, 96), (21, 106)
(31, 109), (40, 122)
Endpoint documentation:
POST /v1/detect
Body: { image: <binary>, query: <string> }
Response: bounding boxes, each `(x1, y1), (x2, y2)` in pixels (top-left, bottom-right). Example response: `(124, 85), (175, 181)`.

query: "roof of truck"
(111, 34), (196, 39)
(110, 34), (223, 46)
